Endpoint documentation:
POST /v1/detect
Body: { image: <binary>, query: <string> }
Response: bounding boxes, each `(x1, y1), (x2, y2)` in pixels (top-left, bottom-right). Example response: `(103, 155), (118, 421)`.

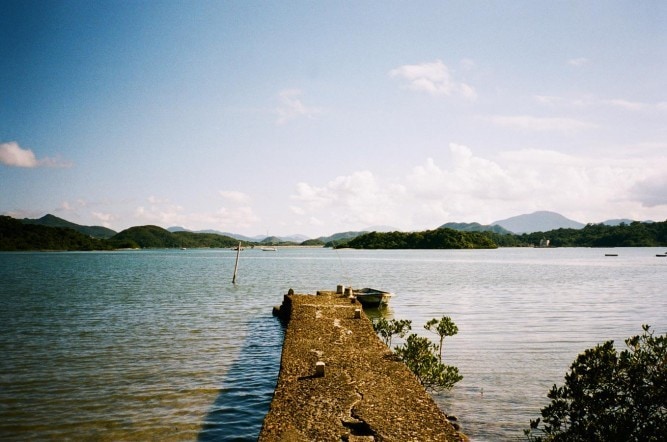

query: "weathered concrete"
(260, 290), (465, 441)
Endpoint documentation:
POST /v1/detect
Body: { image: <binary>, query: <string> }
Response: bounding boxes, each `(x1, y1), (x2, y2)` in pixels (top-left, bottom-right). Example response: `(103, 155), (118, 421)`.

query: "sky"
(2, 1), (666, 238)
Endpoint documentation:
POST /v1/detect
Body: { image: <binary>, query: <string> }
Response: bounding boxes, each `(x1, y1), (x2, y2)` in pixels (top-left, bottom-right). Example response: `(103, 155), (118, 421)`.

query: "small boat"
(353, 288), (393, 308)
(656, 254), (666, 257)
(232, 245), (245, 251)
(262, 247), (278, 251)
(605, 253), (618, 257)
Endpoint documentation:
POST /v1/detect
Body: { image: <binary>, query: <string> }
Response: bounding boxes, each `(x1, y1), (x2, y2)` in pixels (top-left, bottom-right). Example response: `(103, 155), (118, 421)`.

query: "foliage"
(111, 227), (241, 248)
(300, 239), (325, 246)
(394, 333), (463, 392)
(0, 215), (243, 251)
(0, 216), (113, 251)
(517, 221), (667, 247)
(525, 325), (667, 442)
(373, 315), (463, 392)
(320, 231), (368, 247)
(372, 318), (412, 347)
(171, 231), (242, 248)
(424, 316), (459, 363)
(439, 222), (512, 235)
(21, 213), (117, 239)
(347, 228), (498, 249)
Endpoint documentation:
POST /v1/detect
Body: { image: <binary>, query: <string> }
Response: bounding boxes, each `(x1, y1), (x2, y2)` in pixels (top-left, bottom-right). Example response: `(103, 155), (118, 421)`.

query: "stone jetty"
(259, 289), (465, 441)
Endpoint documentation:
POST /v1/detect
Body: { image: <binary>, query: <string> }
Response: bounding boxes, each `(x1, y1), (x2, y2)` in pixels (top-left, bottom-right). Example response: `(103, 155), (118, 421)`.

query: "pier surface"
(259, 290), (463, 441)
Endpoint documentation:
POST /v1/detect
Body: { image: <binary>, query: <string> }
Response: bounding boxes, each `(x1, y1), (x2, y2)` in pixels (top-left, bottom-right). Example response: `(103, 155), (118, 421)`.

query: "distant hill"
(601, 219), (639, 226)
(111, 226), (240, 249)
(167, 226), (191, 232)
(1, 215), (113, 250)
(439, 222), (512, 235)
(166, 226), (308, 243)
(317, 231), (369, 246)
(362, 225), (397, 232)
(22, 214), (117, 239)
(492, 211), (585, 234)
(260, 236), (295, 245)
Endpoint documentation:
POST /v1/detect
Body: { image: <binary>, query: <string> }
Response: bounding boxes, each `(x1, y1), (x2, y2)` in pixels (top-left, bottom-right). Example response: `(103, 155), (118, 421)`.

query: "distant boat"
(261, 247), (277, 251)
(605, 253), (618, 257)
(353, 288), (393, 308)
(656, 254), (666, 257)
(232, 245), (245, 251)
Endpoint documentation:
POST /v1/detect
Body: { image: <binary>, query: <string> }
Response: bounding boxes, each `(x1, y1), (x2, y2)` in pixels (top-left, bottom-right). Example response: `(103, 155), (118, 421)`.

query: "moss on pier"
(260, 290), (464, 441)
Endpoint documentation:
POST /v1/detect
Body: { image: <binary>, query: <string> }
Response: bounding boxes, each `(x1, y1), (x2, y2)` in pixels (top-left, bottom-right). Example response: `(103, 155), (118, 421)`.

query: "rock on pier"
(259, 289), (464, 441)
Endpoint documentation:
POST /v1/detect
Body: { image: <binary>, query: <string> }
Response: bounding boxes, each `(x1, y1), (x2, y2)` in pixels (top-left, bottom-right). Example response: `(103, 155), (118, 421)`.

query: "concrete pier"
(260, 290), (464, 441)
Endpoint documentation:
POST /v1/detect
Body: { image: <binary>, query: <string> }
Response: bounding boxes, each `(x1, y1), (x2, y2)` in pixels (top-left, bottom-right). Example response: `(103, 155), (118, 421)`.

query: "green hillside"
(110, 226), (241, 248)
(1, 216), (113, 251)
(439, 222), (512, 235)
(22, 214), (117, 239)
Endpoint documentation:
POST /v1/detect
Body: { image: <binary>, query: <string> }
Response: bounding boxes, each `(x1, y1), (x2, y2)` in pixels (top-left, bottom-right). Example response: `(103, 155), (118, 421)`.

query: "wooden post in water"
(232, 241), (241, 284)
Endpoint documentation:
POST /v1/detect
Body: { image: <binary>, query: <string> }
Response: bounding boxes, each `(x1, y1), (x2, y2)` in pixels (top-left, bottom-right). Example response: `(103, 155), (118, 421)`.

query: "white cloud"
(567, 57), (589, 67)
(488, 115), (596, 131)
(275, 89), (322, 125)
(629, 175), (667, 207)
(534, 95), (666, 112)
(602, 99), (647, 111)
(292, 170), (407, 228)
(134, 196), (260, 231)
(290, 143), (667, 230)
(91, 212), (115, 228)
(460, 58), (476, 71)
(0, 141), (72, 168)
(219, 190), (251, 204)
(0, 142), (38, 167)
(389, 60), (477, 101)
(289, 205), (305, 215)
(533, 95), (566, 106)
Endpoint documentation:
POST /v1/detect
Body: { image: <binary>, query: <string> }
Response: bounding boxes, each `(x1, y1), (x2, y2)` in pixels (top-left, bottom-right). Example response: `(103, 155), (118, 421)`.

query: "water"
(0, 248), (665, 441)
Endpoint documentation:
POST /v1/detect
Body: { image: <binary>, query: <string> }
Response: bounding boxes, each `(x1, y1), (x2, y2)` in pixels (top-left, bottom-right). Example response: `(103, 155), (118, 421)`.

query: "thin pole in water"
(232, 241), (241, 284)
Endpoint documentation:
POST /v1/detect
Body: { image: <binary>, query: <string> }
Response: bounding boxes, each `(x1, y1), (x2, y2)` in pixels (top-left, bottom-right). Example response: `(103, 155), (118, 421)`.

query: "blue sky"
(2, 1), (666, 237)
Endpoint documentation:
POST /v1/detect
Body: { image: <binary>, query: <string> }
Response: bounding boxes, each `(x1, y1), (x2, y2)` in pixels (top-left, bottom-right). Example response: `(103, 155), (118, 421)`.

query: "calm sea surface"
(1, 248), (665, 441)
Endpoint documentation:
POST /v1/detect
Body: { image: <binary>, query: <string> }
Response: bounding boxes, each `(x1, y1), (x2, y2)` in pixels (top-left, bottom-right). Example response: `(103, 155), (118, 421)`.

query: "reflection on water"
(0, 248), (665, 441)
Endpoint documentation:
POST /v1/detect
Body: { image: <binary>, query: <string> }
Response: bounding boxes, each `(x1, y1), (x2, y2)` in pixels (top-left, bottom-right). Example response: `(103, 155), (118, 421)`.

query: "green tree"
(424, 316), (459, 363)
(394, 334), (462, 392)
(372, 315), (463, 392)
(372, 318), (412, 347)
(525, 325), (667, 441)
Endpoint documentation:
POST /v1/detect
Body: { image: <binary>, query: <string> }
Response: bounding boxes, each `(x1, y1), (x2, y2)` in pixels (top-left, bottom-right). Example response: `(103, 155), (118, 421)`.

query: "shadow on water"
(198, 314), (285, 441)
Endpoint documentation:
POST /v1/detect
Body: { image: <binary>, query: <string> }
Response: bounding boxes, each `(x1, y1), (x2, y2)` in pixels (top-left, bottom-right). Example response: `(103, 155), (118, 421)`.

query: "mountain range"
(5, 212), (664, 251)
(21, 214), (117, 239)
(491, 211), (585, 234)
(16, 211), (653, 243)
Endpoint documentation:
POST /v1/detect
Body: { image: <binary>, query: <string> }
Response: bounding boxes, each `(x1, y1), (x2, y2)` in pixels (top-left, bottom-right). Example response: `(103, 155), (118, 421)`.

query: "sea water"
(0, 248), (665, 441)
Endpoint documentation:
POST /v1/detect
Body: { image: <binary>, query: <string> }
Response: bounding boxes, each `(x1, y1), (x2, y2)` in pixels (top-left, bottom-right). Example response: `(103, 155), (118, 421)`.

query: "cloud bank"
(290, 143), (666, 232)
(0, 141), (72, 168)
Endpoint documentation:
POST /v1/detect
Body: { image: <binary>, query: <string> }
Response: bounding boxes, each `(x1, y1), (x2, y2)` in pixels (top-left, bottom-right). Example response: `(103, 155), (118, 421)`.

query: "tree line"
(344, 228), (498, 249)
(337, 221), (667, 249)
(3, 215), (666, 251)
(0, 216), (241, 251)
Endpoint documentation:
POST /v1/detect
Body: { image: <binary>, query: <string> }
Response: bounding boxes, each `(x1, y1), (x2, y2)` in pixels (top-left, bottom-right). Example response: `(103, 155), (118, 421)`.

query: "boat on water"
(261, 247), (278, 251)
(353, 288), (393, 308)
